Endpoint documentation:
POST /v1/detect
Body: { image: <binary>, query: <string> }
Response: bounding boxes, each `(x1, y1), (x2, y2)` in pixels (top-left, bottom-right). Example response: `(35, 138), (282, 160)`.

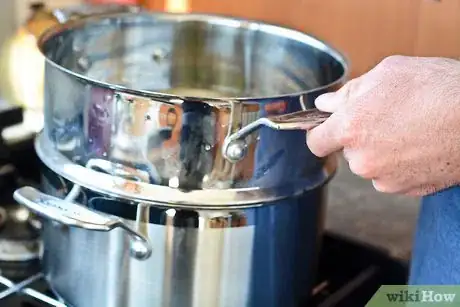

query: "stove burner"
(0, 166), (41, 281)
(0, 202), (41, 281)
(0, 168), (41, 264)
(0, 239), (40, 262)
(0, 204), (40, 252)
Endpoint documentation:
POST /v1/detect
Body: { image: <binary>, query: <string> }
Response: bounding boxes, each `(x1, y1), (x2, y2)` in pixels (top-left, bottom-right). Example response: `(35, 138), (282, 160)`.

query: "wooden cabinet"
(142, 0), (460, 78)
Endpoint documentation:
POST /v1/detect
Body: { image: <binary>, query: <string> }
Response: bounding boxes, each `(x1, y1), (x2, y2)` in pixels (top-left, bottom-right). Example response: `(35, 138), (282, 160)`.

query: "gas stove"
(0, 100), (409, 307)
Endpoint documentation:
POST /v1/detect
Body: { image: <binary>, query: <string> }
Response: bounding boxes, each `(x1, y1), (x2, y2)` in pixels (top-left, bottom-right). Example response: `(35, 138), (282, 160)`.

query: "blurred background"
(2, 0), (458, 79)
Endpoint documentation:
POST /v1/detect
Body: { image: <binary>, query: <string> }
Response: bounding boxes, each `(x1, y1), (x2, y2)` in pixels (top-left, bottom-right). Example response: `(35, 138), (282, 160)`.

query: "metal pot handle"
(13, 186), (152, 261)
(222, 108), (331, 163)
(52, 3), (142, 24)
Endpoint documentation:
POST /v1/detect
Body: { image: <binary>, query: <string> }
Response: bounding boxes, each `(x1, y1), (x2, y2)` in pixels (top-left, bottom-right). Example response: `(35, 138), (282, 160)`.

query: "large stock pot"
(13, 11), (348, 307)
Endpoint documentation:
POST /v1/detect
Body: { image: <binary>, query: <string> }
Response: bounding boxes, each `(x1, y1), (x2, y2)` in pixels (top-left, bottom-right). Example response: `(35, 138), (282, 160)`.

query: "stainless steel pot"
(13, 11), (348, 307)
(37, 11), (346, 205)
(15, 149), (327, 307)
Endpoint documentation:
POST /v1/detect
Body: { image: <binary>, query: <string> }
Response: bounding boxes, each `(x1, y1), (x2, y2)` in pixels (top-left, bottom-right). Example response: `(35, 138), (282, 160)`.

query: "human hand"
(307, 55), (460, 196)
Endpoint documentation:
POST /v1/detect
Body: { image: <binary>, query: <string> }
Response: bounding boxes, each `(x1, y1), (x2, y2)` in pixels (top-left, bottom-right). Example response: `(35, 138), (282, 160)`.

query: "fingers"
(314, 78), (357, 112)
(315, 92), (340, 112)
(371, 177), (425, 195)
(403, 181), (458, 197)
(404, 185), (438, 197)
(306, 113), (344, 157)
(371, 180), (401, 194)
(371, 179), (456, 197)
(307, 80), (358, 157)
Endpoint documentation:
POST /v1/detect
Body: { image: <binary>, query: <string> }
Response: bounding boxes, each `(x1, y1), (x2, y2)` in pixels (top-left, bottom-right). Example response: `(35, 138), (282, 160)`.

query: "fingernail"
(314, 93), (333, 108)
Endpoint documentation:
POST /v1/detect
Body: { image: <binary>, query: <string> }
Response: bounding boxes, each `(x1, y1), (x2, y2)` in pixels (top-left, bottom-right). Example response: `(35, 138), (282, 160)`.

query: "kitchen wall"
(3, 0), (458, 78)
(144, 0), (460, 78)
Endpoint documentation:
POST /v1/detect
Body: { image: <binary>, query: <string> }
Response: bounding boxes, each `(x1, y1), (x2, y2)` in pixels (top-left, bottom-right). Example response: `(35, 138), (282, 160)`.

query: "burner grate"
(0, 273), (65, 307)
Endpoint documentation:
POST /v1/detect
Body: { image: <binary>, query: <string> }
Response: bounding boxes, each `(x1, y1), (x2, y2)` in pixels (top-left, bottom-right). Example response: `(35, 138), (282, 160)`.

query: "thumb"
(315, 92), (342, 113)
(306, 114), (343, 157)
(315, 79), (357, 112)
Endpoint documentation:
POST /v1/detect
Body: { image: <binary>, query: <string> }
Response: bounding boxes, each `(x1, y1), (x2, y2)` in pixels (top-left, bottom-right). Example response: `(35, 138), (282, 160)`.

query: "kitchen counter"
(325, 155), (420, 261)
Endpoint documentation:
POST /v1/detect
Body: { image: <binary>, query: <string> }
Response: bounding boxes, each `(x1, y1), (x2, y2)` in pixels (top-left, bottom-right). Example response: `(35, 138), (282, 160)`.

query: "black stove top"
(0, 101), (409, 307)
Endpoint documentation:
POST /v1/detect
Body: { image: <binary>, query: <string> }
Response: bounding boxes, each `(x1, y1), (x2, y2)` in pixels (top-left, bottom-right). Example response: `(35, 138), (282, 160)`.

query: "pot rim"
(37, 11), (349, 104)
(35, 132), (336, 208)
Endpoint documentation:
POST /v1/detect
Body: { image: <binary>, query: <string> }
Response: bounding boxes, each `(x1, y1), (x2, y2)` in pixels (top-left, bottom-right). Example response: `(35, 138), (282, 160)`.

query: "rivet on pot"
(130, 240), (151, 260)
(224, 139), (248, 163)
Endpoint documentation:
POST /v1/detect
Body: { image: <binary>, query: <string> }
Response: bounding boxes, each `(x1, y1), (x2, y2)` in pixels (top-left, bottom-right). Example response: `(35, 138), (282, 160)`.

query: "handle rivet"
(130, 240), (152, 260)
(224, 139), (248, 163)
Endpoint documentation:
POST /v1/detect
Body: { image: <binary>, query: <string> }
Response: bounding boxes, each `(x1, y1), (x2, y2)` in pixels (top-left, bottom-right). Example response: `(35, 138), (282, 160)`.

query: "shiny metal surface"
(31, 13), (343, 306)
(39, 12), (347, 204)
(35, 131), (335, 207)
(0, 273), (43, 300)
(36, 165), (326, 307)
(223, 108), (331, 162)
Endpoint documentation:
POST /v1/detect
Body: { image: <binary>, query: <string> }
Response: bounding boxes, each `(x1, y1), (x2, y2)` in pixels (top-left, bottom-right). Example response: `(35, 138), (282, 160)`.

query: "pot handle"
(222, 108), (331, 163)
(52, 3), (142, 24)
(13, 186), (152, 261)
